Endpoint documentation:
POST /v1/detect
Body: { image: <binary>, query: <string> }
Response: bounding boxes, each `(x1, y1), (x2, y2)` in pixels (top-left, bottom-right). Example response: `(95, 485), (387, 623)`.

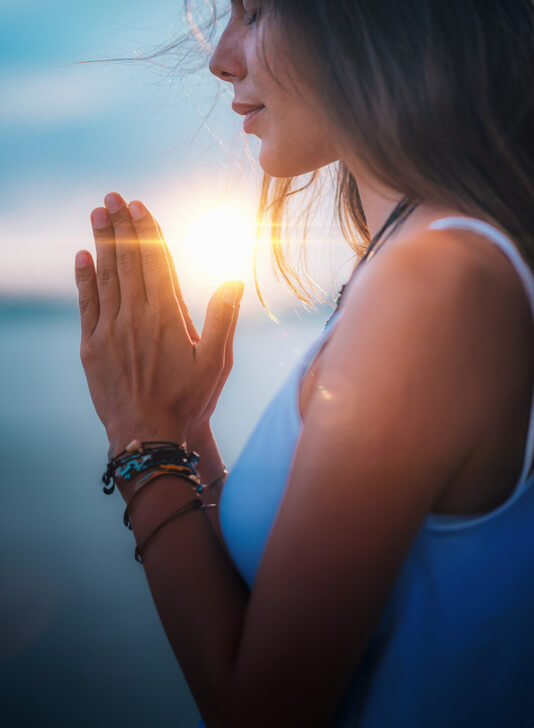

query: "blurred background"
(0, 1), (356, 725)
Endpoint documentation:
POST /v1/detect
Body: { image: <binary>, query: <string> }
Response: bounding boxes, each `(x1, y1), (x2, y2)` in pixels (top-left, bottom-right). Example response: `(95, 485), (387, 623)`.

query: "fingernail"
(92, 208), (110, 229)
(104, 193), (122, 214)
(129, 200), (146, 222)
(76, 251), (91, 268)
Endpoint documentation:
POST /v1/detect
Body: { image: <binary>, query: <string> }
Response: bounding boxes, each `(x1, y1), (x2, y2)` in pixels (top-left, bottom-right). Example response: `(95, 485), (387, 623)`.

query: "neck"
(352, 169), (408, 243)
(343, 159), (471, 247)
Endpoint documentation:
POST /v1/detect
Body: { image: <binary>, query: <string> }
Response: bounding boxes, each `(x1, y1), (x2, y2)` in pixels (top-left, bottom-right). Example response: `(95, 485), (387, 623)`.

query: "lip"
(232, 102), (266, 115)
(242, 106), (265, 133)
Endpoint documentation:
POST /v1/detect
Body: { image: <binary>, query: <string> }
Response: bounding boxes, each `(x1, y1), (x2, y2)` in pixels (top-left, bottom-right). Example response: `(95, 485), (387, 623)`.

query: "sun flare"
(170, 198), (259, 289)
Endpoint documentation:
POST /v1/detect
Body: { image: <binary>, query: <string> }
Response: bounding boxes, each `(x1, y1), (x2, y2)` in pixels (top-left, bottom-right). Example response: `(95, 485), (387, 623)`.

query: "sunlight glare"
(171, 197), (257, 289)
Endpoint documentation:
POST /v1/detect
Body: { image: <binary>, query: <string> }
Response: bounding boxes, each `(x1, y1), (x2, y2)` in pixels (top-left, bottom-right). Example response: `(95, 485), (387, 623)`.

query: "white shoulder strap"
(429, 217), (534, 490)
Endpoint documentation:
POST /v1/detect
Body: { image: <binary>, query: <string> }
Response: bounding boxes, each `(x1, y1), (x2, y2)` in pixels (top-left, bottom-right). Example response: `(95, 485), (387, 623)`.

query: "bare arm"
(126, 474), (249, 728)
(188, 421), (230, 551)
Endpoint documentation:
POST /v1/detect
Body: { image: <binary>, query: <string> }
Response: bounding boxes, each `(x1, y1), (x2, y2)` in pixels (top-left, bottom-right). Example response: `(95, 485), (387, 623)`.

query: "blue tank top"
(198, 218), (534, 727)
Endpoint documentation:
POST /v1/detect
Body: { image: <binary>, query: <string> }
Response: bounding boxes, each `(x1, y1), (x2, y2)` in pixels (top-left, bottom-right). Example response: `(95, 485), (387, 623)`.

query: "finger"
(128, 200), (177, 309)
(74, 249), (100, 339)
(222, 293), (241, 374)
(156, 222), (200, 343)
(207, 293), (242, 405)
(91, 207), (120, 317)
(197, 281), (245, 378)
(104, 192), (146, 309)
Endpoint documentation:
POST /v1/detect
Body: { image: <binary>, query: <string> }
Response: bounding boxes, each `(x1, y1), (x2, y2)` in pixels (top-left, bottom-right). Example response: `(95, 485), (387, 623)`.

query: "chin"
(258, 143), (319, 178)
(258, 142), (338, 178)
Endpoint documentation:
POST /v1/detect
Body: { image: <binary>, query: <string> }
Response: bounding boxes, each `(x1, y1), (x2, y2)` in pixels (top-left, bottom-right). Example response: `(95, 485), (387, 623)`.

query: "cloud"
(0, 64), (135, 127)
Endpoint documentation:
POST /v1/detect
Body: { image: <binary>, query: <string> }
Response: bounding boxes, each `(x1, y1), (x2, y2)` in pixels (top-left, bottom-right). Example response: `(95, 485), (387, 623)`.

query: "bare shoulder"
(329, 222), (534, 477)
(346, 222), (533, 321)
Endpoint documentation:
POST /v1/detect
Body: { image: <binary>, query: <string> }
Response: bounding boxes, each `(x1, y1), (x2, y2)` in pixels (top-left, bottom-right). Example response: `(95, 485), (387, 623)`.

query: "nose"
(208, 24), (246, 82)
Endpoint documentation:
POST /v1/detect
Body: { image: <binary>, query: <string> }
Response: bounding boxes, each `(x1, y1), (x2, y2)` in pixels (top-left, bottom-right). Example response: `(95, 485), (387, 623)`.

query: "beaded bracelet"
(100, 439), (226, 562)
(101, 440), (200, 495)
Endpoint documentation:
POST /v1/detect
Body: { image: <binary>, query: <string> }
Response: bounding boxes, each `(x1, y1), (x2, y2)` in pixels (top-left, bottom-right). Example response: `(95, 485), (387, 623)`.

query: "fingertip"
(220, 280), (245, 307)
(91, 208), (111, 230)
(76, 250), (92, 269)
(129, 200), (147, 222)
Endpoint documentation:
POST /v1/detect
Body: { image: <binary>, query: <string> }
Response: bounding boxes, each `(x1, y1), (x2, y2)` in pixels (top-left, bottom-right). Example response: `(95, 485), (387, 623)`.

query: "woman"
(74, 1), (534, 726)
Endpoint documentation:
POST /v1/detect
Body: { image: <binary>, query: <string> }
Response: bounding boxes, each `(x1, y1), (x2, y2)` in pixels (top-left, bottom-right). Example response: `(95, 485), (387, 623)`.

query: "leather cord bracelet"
(134, 497), (216, 564)
(100, 439), (224, 562)
(204, 468), (229, 494)
(123, 465), (202, 530)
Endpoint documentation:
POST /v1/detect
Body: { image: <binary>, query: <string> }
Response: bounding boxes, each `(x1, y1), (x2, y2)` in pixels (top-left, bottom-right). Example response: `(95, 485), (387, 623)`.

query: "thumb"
(196, 280), (245, 376)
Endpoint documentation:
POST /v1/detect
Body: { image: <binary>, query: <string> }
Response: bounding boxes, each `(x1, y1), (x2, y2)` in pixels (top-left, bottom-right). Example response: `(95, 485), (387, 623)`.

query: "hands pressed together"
(74, 192), (244, 460)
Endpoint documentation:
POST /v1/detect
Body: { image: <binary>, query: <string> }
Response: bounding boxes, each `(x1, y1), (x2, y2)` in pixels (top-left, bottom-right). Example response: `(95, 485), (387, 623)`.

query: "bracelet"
(101, 440), (200, 495)
(123, 466), (202, 530)
(134, 497), (214, 564)
(124, 466), (229, 530)
(99, 439), (225, 563)
(205, 468), (229, 494)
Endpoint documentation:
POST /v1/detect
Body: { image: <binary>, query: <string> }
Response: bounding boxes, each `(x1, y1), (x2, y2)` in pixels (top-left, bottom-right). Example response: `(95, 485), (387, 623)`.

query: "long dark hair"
(79, 1), (534, 314)
(253, 0), (534, 305)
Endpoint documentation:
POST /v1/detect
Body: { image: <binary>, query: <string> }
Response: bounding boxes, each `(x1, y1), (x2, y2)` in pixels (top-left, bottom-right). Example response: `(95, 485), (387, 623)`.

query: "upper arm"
(227, 230), (504, 726)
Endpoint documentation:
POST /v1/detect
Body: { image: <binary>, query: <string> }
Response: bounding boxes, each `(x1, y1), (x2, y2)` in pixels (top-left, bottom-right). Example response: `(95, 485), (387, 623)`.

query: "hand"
(74, 191), (244, 457)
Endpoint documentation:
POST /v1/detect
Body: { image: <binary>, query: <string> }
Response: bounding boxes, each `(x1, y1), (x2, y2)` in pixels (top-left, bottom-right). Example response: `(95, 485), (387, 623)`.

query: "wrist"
(187, 422), (226, 485)
(107, 439), (199, 506)
(186, 418), (212, 449)
(128, 474), (200, 545)
(107, 422), (189, 460)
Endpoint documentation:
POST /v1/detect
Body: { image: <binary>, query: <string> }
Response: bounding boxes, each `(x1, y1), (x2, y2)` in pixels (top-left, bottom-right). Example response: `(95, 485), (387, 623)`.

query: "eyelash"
(244, 10), (258, 25)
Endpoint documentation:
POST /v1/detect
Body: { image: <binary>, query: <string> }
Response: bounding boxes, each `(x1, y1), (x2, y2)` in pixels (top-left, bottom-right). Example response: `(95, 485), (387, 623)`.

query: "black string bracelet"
(123, 466), (202, 530)
(134, 498), (210, 564)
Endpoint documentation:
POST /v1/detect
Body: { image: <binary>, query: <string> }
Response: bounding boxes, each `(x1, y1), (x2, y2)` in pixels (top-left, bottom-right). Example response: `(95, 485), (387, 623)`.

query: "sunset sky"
(0, 0), (354, 319)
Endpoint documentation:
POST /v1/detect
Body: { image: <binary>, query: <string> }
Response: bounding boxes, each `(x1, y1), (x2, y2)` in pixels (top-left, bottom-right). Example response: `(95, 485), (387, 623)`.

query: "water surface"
(0, 299), (327, 727)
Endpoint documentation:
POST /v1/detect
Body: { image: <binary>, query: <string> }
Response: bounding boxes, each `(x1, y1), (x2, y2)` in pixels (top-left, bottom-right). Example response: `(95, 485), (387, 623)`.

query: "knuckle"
(93, 226), (111, 241)
(97, 266), (116, 287)
(78, 295), (94, 316)
(80, 339), (95, 363)
(142, 247), (161, 274)
(116, 250), (135, 273)
(76, 268), (93, 284)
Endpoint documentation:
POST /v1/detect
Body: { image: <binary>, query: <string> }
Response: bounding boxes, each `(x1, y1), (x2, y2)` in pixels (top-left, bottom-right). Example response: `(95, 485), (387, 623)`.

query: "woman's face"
(209, 1), (340, 177)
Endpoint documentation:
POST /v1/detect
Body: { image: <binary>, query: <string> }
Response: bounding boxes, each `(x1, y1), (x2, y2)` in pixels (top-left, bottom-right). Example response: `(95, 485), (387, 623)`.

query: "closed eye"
(242, 1), (259, 24)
